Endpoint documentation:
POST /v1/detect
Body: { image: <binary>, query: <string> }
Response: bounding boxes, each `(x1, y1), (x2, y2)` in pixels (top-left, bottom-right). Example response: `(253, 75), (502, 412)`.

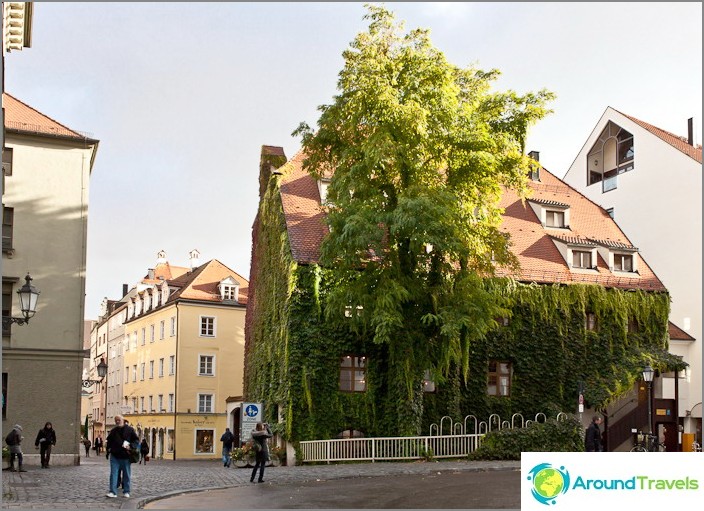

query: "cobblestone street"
(2, 456), (519, 509)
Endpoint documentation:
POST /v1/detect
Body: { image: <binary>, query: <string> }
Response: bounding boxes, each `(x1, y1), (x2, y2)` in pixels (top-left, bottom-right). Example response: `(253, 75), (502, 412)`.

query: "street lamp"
(642, 365), (654, 435)
(82, 357), (108, 389)
(2, 273), (40, 328)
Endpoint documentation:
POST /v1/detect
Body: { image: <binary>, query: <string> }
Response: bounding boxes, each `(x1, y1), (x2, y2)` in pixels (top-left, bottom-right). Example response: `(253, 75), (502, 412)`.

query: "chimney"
(688, 118), (694, 146)
(528, 150), (540, 162)
(148, 268), (155, 280)
(122, 284), (128, 297)
(189, 249), (201, 270)
(259, 146), (287, 198)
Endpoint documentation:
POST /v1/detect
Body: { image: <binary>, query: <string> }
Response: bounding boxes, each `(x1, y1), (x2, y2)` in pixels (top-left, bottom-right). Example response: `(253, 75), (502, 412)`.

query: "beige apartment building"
(2, 92), (98, 466)
(94, 251), (248, 460)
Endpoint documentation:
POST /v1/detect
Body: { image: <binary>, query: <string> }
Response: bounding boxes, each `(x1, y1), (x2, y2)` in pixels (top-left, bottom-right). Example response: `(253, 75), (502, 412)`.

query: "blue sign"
(245, 404), (259, 417)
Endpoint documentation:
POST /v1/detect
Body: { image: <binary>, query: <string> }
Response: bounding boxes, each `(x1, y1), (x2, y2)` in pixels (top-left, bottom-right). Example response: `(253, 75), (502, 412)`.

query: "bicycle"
(630, 433), (660, 452)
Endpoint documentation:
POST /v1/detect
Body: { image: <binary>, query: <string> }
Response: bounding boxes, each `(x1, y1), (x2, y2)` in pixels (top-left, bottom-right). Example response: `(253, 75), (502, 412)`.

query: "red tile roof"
(279, 150), (328, 264)
(279, 152), (666, 292)
(668, 321), (696, 341)
(3, 92), (96, 141)
(168, 259), (249, 305)
(617, 110), (702, 164)
(495, 170), (664, 290)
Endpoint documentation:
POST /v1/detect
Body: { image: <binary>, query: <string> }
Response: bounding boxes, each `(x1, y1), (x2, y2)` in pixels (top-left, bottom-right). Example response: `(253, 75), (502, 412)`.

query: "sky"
(4, 2), (701, 320)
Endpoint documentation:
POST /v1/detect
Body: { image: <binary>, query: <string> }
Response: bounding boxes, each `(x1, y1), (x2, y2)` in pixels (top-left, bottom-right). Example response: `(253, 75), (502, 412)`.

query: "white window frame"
(141, 327), (146, 345)
(140, 363), (145, 381)
(194, 428), (215, 454)
(197, 393), (214, 414)
(150, 324), (155, 343)
(125, 366), (129, 384)
(158, 394), (164, 412)
(613, 252), (635, 272)
(140, 396), (145, 412)
(132, 365), (137, 382)
(160, 320), (165, 339)
(545, 210), (566, 228)
(159, 358), (164, 377)
(166, 429), (175, 453)
(149, 360), (154, 379)
(169, 355), (175, 375)
(148, 395), (153, 412)
(168, 393), (174, 412)
(199, 316), (216, 337)
(571, 249), (595, 269)
(170, 316), (176, 336)
(198, 355), (215, 376)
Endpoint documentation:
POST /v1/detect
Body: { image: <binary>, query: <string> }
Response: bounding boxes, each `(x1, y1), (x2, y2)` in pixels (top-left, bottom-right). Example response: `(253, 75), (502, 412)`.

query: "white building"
(563, 107), (702, 445)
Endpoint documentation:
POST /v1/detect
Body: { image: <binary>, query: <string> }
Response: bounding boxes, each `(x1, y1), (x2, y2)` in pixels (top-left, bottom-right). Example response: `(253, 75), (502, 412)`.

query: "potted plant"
(2, 446), (10, 470)
(268, 445), (286, 467)
(230, 443), (255, 468)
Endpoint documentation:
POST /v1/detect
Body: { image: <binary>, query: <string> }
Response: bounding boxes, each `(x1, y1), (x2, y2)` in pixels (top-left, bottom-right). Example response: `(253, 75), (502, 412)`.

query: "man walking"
(105, 415), (139, 499)
(5, 424), (27, 472)
(584, 415), (603, 452)
(220, 427), (235, 467)
(34, 422), (57, 468)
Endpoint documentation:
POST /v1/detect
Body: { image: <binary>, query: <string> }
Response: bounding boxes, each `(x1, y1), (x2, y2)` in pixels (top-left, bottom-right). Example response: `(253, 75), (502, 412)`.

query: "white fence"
(300, 434), (483, 463)
(299, 412), (564, 464)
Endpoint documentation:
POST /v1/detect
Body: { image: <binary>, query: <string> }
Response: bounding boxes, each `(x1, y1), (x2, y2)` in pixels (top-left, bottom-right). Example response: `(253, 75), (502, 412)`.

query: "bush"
(469, 415), (583, 460)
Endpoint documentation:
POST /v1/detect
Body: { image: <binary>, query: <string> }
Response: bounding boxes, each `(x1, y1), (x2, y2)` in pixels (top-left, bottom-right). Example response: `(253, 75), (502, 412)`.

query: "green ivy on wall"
(246, 177), (684, 442)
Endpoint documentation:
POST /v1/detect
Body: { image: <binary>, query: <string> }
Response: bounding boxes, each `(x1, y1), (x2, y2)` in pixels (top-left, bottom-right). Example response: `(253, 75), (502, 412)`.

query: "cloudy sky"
(5, 2), (701, 320)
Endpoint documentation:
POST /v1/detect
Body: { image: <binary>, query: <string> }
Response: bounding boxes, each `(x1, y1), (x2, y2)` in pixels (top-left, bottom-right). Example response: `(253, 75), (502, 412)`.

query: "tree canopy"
(294, 5), (555, 433)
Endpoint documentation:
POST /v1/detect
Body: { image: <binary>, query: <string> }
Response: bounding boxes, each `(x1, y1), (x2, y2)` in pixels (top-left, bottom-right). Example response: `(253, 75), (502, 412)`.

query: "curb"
(126, 462), (521, 509)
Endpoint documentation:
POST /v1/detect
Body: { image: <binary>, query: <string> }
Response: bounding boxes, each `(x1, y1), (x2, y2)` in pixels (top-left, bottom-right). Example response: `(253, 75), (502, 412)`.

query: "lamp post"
(642, 365), (654, 435)
(82, 357), (108, 389)
(2, 273), (40, 328)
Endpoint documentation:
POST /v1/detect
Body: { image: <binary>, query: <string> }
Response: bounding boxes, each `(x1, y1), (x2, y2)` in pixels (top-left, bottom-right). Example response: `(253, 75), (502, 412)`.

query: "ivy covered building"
(244, 146), (687, 452)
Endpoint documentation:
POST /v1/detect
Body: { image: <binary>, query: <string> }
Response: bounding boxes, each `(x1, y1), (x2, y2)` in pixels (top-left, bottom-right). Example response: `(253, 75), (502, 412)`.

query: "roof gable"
(278, 151), (665, 292)
(614, 109), (702, 164)
(3, 92), (96, 142)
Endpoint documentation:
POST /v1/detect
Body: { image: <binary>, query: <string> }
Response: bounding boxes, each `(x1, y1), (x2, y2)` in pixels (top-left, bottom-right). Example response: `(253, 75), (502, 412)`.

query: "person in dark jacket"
(94, 435), (103, 455)
(220, 428), (235, 467)
(139, 438), (150, 464)
(584, 415), (603, 452)
(105, 415), (139, 499)
(5, 424), (26, 472)
(34, 422), (57, 468)
(249, 422), (272, 483)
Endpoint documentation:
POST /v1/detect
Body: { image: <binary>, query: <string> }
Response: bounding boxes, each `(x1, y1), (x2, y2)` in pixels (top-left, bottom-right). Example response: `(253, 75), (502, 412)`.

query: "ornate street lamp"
(82, 357), (108, 389)
(642, 365), (654, 435)
(2, 273), (40, 328)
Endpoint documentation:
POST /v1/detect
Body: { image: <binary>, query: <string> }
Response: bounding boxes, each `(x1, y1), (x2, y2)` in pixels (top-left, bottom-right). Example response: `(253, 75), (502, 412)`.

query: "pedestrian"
(249, 422), (272, 483)
(34, 421), (57, 468)
(5, 424), (27, 472)
(139, 438), (150, 464)
(220, 427), (235, 468)
(94, 435), (103, 456)
(105, 414), (139, 499)
(82, 437), (91, 457)
(584, 415), (603, 452)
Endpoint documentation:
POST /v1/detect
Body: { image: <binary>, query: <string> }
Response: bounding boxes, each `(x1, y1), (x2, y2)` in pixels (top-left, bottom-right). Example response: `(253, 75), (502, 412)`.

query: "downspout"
(173, 302), (179, 460)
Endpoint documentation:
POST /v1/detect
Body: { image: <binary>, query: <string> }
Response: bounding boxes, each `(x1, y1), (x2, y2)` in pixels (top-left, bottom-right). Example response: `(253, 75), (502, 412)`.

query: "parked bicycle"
(630, 433), (664, 452)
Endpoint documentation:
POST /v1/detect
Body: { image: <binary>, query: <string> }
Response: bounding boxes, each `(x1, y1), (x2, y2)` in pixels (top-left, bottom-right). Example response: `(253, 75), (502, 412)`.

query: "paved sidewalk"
(2, 455), (519, 509)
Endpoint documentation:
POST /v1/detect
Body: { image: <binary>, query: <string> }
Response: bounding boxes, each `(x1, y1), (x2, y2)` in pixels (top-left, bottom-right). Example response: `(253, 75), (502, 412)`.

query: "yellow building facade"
(119, 257), (247, 460)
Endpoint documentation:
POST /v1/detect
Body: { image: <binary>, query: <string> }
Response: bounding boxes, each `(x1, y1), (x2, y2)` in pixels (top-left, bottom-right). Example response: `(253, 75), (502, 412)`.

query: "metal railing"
(299, 412), (563, 463)
(300, 433), (484, 463)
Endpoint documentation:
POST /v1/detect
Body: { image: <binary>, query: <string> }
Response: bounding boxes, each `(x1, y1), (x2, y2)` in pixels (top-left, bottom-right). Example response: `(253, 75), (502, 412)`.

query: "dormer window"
(218, 277), (240, 303)
(318, 178), (331, 205)
(528, 199), (570, 230)
(587, 121), (634, 190)
(545, 210), (565, 228)
(572, 250), (593, 269)
(613, 253), (634, 272)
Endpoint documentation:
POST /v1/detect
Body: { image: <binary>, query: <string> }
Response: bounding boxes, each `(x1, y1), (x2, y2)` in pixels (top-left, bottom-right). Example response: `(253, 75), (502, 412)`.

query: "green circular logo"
(527, 463), (570, 505)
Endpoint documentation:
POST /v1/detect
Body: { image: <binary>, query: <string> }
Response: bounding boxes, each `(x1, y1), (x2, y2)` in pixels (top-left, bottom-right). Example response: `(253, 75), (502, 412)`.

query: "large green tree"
(294, 5), (555, 434)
